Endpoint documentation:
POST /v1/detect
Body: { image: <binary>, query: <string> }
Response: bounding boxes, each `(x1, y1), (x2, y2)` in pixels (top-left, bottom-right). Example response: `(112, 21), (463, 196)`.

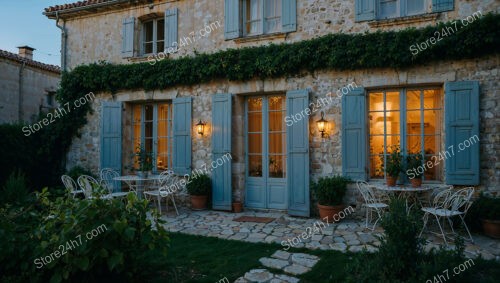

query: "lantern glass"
(196, 120), (205, 136)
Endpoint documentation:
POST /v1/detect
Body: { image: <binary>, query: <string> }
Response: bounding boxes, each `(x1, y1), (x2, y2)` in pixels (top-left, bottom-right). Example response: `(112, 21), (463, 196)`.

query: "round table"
(114, 174), (163, 199)
(372, 185), (432, 209)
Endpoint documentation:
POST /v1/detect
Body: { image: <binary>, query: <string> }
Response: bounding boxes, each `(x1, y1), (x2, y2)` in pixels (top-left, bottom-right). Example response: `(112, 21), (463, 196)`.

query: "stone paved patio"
(161, 208), (500, 262)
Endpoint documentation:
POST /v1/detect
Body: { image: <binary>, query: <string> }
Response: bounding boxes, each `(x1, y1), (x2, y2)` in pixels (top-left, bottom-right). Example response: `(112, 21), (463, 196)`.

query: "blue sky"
(0, 0), (72, 66)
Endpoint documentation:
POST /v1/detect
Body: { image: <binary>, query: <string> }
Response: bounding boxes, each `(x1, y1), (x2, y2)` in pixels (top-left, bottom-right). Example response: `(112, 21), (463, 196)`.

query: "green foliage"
(66, 166), (96, 180)
(383, 146), (403, 177)
(0, 190), (170, 283)
(186, 173), (212, 196)
(406, 153), (424, 179)
(0, 170), (30, 205)
(311, 175), (350, 206)
(134, 145), (153, 172)
(466, 194), (500, 232)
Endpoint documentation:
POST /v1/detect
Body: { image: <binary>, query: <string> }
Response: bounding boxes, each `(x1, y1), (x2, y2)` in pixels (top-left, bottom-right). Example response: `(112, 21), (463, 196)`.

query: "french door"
(245, 95), (287, 209)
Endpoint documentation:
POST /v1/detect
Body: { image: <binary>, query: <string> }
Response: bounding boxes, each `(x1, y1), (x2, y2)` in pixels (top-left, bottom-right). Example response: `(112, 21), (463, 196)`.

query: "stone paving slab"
(161, 208), (500, 261)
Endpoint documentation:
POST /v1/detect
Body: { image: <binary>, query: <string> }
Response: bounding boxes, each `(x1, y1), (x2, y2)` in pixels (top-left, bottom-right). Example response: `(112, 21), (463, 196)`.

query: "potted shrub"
(384, 146), (403, 186)
(186, 173), (212, 210)
(406, 153), (423, 187)
(134, 145), (153, 177)
(470, 195), (500, 238)
(232, 198), (243, 213)
(312, 175), (350, 223)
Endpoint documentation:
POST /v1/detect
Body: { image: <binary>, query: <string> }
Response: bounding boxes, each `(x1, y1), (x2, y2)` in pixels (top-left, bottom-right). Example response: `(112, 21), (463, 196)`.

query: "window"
(378, 0), (425, 19)
(244, 0), (282, 36)
(133, 103), (173, 171)
(46, 91), (55, 107)
(141, 18), (164, 54)
(368, 87), (442, 181)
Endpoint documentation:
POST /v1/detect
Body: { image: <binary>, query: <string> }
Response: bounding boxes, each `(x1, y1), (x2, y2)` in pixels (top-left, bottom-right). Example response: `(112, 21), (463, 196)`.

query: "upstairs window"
(355, 0), (454, 22)
(141, 18), (165, 55)
(378, 0), (425, 19)
(244, 0), (282, 36)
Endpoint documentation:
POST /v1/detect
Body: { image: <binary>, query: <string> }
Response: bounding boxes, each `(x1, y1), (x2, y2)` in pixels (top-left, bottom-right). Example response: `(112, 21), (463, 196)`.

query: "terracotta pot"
(232, 202), (243, 213)
(410, 178), (422, 188)
(190, 195), (208, 210)
(318, 204), (344, 223)
(386, 176), (397, 187)
(481, 219), (500, 239)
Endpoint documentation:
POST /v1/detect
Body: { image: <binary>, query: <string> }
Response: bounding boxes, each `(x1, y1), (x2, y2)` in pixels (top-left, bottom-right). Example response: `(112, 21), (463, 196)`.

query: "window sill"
(366, 180), (449, 189)
(368, 13), (438, 28)
(234, 33), (287, 44)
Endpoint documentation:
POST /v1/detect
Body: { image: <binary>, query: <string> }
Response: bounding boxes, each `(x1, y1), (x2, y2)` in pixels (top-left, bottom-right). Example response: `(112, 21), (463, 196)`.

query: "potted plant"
(186, 173), (212, 210)
(135, 145), (153, 178)
(232, 198), (243, 213)
(384, 146), (403, 186)
(312, 175), (350, 223)
(469, 194), (500, 238)
(406, 153), (423, 187)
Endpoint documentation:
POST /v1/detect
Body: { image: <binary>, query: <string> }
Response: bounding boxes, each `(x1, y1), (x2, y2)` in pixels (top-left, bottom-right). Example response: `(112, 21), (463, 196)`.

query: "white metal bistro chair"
(77, 175), (113, 200)
(144, 172), (179, 215)
(100, 168), (129, 198)
(357, 181), (389, 230)
(419, 187), (474, 245)
(145, 170), (174, 192)
(61, 175), (84, 198)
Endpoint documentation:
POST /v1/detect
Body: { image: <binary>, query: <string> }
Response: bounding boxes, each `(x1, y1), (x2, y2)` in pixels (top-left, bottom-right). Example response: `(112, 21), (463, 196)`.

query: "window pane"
(246, 0), (262, 35)
(407, 0), (424, 15)
(157, 42), (164, 54)
(385, 91), (400, 111)
(144, 42), (153, 54)
(133, 105), (142, 123)
(369, 112), (385, 135)
(248, 112), (262, 132)
(407, 135), (421, 154)
(386, 111), (400, 135)
(407, 90), (420, 110)
(265, 0), (281, 33)
(369, 135), (385, 155)
(379, 0), (398, 18)
(248, 97), (262, 111)
(386, 135), (400, 150)
(269, 155), (285, 178)
(158, 104), (170, 120)
(269, 112), (284, 132)
(369, 92), (384, 111)
(268, 95), (284, 110)
(407, 110), (421, 134)
(424, 89), (441, 109)
(370, 155), (384, 178)
(144, 21), (154, 42)
(249, 155), (263, 177)
(424, 110), (440, 134)
(145, 105), (153, 121)
(269, 133), (284, 154)
(424, 135), (438, 154)
(157, 155), (169, 171)
(248, 134), (262, 153)
(423, 155), (442, 181)
(157, 20), (164, 41)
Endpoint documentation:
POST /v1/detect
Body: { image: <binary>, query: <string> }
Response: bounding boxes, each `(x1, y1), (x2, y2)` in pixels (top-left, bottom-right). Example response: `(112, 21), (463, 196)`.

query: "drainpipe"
(18, 61), (26, 121)
(56, 11), (67, 71)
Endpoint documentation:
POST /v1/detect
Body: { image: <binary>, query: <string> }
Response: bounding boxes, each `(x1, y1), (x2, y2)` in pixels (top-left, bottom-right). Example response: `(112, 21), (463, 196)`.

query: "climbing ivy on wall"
(9, 13), (499, 188)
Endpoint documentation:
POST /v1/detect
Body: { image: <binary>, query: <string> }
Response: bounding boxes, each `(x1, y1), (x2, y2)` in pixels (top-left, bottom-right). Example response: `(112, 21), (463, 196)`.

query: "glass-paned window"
(268, 95), (286, 178)
(244, 0), (281, 36)
(142, 19), (165, 55)
(378, 0), (425, 19)
(132, 103), (173, 171)
(368, 87), (442, 181)
(248, 97), (263, 176)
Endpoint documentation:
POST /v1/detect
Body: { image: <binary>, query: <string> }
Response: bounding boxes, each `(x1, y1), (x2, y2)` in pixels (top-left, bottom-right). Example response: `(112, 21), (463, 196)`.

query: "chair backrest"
(100, 168), (120, 193)
(61, 175), (77, 192)
(356, 181), (380, 205)
(77, 175), (100, 198)
(447, 187), (474, 213)
(431, 187), (455, 208)
(155, 170), (175, 187)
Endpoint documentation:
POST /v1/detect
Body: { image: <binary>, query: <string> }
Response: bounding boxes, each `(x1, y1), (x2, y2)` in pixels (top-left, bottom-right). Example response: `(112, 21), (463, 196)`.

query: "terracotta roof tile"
(0, 50), (61, 74)
(44, 0), (118, 13)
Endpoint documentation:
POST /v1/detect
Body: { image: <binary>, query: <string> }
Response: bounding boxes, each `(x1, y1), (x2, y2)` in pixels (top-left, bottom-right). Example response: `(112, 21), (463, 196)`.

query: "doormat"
(233, 216), (275, 223)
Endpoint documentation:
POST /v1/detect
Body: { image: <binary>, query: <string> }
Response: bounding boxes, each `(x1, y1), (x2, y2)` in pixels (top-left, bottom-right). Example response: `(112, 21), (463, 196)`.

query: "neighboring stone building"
(44, 0), (499, 216)
(0, 46), (61, 124)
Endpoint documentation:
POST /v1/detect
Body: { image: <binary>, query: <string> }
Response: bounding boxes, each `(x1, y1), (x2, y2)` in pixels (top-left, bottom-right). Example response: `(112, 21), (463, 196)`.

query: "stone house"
(0, 46), (61, 124)
(44, 0), (498, 216)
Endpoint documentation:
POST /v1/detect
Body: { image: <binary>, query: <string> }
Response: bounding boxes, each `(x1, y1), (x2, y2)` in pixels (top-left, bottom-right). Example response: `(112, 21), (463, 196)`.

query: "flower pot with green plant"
(186, 173), (212, 210)
(383, 146), (403, 186)
(312, 175), (351, 223)
(468, 194), (500, 239)
(406, 153), (424, 187)
(135, 145), (153, 178)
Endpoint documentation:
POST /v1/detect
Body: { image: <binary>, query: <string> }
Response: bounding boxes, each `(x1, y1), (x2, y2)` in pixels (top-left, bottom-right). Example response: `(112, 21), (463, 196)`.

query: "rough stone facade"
(52, 0), (498, 212)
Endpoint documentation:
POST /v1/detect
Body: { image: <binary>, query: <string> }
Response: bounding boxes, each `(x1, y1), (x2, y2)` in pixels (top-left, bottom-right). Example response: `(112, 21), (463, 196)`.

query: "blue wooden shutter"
(432, 0), (454, 12)
(445, 81), (480, 185)
(165, 8), (178, 51)
(122, 17), (135, 58)
(282, 0), (297, 32)
(224, 0), (241, 39)
(173, 97), (192, 175)
(341, 87), (367, 180)
(101, 101), (122, 178)
(212, 93), (232, 211)
(286, 89), (310, 217)
(355, 0), (375, 22)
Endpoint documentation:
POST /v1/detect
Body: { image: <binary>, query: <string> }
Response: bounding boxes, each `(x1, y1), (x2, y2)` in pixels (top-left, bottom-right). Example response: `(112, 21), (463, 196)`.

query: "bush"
(186, 174), (212, 196)
(0, 170), (30, 205)
(466, 194), (500, 232)
(311, 175), (350, 206)
(66, 166), (96, 180)
(0, 190), (170, 283)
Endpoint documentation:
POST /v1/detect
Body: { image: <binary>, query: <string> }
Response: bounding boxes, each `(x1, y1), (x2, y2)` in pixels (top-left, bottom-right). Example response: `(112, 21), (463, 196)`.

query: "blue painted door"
(245, 95), (287, 209)
(101, 101), (122, 191)
(212, 93), (232, 211)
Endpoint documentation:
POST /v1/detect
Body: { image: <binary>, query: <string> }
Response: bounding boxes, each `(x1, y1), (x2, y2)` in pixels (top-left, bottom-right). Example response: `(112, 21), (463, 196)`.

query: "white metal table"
(372, 185), (433, 209)
(113, 174), (163, 200)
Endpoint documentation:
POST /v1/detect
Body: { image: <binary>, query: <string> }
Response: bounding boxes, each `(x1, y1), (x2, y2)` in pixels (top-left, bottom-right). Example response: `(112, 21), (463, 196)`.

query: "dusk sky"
(0, 0), (71, 66)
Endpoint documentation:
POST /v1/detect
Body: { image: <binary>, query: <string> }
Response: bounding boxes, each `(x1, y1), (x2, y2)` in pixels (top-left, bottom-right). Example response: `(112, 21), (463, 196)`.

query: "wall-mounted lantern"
(196, 120), (206, 136)
(316, 111), (329, 138)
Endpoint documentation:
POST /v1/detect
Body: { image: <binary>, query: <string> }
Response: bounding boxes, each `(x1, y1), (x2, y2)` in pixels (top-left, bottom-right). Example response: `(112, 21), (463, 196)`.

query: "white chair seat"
(366, 203), (388, 209)
(421, 207), (464, 217)
(109, 192), (129, 198)
(144, 190), (173, 197)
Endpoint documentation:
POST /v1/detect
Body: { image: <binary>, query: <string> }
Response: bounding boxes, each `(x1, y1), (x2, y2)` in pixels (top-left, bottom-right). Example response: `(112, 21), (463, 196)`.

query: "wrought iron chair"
(356, 181), (389, 230)
(100, 168), (128, 198)
(77, 175), (112, 199)
(419, 187), (474, 245)
(61, 175), (84, 199)
(144, 171), (179, 215)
